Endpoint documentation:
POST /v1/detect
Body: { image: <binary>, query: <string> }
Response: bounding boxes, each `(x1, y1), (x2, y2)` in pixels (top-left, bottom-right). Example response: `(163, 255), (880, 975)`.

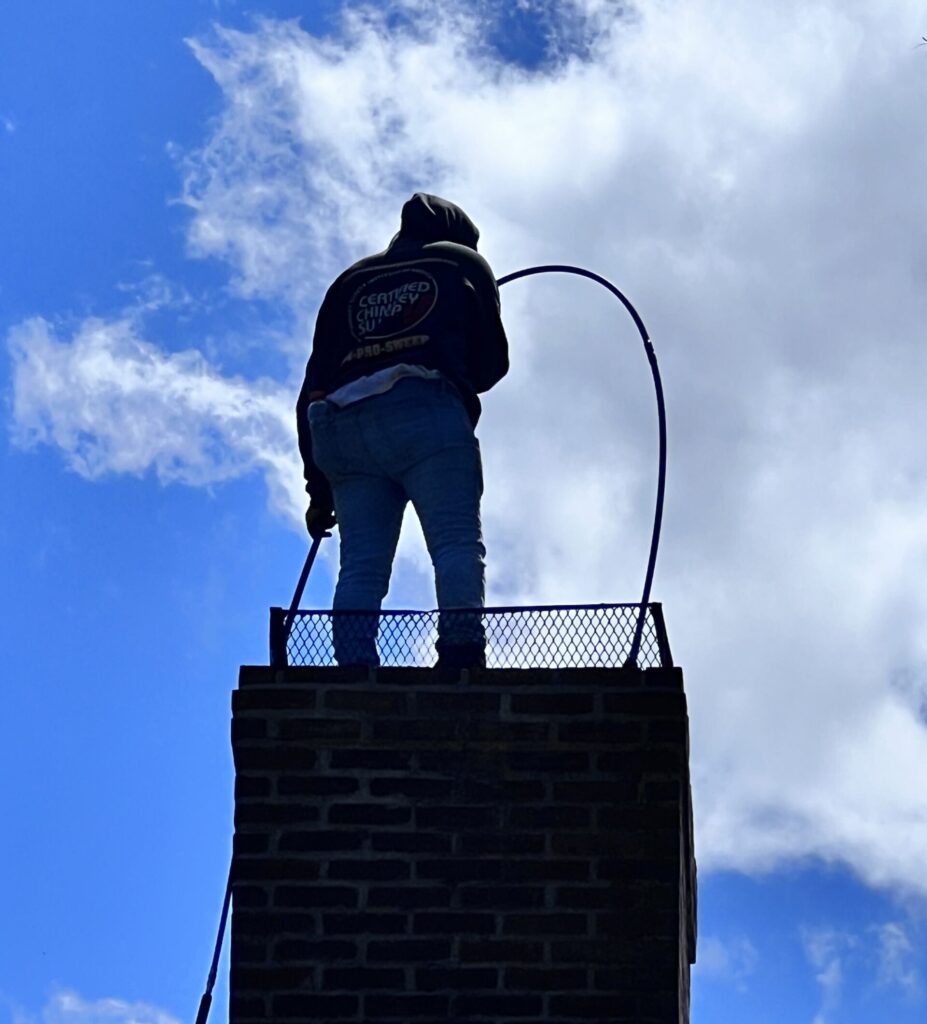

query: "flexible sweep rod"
(195, 264), (666, 1023)
(193, 868), (232, 1024)
(280, 533), (324, 648)
(495, 265), (666, 668)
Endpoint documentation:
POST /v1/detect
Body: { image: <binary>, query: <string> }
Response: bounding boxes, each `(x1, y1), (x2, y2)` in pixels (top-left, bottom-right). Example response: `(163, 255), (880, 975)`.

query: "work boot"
(435, 642), (486, 671)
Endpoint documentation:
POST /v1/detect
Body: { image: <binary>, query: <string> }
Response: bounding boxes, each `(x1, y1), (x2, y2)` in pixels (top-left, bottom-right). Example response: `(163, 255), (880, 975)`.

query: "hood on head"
(397, 193), (480, 250)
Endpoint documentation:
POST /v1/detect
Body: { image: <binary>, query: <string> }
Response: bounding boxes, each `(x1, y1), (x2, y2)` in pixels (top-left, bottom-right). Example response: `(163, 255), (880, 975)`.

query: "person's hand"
(305, 505), (336, 539)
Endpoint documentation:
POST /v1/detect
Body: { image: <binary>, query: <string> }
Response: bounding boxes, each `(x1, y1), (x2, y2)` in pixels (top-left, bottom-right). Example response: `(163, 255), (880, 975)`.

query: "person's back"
(297, 194), (509, 667)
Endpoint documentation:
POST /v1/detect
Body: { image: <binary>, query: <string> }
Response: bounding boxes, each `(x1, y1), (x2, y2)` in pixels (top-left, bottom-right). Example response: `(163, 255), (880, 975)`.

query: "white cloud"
(8, 316), (303, 524)
(7, 0), (927, 895)
(874, 921), (921, 996)
(803, 926), (856, 1024)
(113, 272), (193, 315)
(802, 920), (923, 1021)
(695, 934), (758, 990)
(39, 990), (179, 1024)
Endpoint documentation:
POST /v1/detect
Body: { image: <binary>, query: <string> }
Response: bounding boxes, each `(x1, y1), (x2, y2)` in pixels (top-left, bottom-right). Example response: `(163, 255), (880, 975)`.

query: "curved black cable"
(496, 265), (666, 668)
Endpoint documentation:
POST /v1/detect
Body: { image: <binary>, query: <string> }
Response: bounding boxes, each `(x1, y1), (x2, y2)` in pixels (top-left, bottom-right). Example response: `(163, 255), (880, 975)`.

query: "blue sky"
(3, 2), (927, 1022)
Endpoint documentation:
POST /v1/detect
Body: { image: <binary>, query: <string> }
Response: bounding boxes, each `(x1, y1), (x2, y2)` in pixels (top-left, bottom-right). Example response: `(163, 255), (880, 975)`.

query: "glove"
(305, 504), (336, 540)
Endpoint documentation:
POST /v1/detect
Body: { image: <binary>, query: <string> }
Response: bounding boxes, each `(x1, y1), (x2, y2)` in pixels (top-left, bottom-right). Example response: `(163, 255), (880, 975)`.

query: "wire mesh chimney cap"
(271, 602), (672, 670)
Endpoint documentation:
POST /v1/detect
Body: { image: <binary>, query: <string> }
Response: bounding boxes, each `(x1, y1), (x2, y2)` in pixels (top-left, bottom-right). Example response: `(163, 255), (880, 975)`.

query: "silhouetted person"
(296, 193), (509, 667)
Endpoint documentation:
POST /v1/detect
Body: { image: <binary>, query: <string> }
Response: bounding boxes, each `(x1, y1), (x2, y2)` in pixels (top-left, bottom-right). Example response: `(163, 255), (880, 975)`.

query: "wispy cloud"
(695, 934), (758, 991)
(9, 989), (181, 1024)
(46, 991), (179, 1024)
(803, 926), (856, 1024)
(113, 272), (193, 316)
(874, 922), (921, 997)
(803, 920), (923, 1021)
(8, 316), (302, 522)
(7, 0), (927, 895)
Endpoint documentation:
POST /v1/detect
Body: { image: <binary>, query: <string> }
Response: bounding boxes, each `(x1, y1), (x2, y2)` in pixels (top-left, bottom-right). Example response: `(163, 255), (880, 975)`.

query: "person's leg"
(404, 441), (485, 607)
(398, 394), (486, 665)
(308, 399), (406, 665)
(330, 473), (406, 665)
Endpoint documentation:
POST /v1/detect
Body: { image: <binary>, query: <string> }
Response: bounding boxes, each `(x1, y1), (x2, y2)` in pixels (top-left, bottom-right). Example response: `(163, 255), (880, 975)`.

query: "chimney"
(230, 604), (696, 1023)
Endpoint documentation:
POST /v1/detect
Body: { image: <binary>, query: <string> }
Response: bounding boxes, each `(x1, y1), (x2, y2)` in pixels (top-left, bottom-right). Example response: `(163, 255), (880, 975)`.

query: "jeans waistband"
(322, 374), (461, 413)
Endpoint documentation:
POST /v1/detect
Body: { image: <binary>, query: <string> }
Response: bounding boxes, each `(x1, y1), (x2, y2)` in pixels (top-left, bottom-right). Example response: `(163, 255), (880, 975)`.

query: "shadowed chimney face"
(230, 663), (697, 1023)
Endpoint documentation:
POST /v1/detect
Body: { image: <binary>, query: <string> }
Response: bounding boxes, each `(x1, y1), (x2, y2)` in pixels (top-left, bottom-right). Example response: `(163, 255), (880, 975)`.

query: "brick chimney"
(230, 617), (696, 1023)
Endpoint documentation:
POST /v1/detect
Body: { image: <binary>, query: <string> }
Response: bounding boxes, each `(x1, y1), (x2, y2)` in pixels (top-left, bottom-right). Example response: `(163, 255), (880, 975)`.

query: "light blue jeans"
(308, 377), (486, 665)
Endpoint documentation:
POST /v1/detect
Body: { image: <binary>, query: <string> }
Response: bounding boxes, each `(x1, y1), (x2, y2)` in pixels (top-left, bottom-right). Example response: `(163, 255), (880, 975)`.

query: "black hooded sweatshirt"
(297, 193), (509, 509)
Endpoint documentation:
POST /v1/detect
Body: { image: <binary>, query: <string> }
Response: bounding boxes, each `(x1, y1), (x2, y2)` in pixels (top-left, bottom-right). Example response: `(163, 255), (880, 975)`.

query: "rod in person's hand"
(283, 533), (325, 635)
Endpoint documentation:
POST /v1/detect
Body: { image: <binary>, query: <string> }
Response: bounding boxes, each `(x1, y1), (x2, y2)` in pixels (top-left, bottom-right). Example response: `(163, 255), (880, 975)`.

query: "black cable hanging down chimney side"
(193, 868), (232, 1024)
(195, 264), (666, 1023)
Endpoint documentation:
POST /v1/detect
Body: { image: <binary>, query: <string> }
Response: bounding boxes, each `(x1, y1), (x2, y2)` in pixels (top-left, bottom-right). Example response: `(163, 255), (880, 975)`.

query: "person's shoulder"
(334, 241), (496, 287)
(333, 247), (391, 285)
(314, 248), (393, 324)
(420, 241), (496, 282)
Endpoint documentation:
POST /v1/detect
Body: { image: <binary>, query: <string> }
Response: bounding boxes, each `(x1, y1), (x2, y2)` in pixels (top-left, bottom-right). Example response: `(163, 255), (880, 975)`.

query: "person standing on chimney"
(296, 193), (509, 668)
